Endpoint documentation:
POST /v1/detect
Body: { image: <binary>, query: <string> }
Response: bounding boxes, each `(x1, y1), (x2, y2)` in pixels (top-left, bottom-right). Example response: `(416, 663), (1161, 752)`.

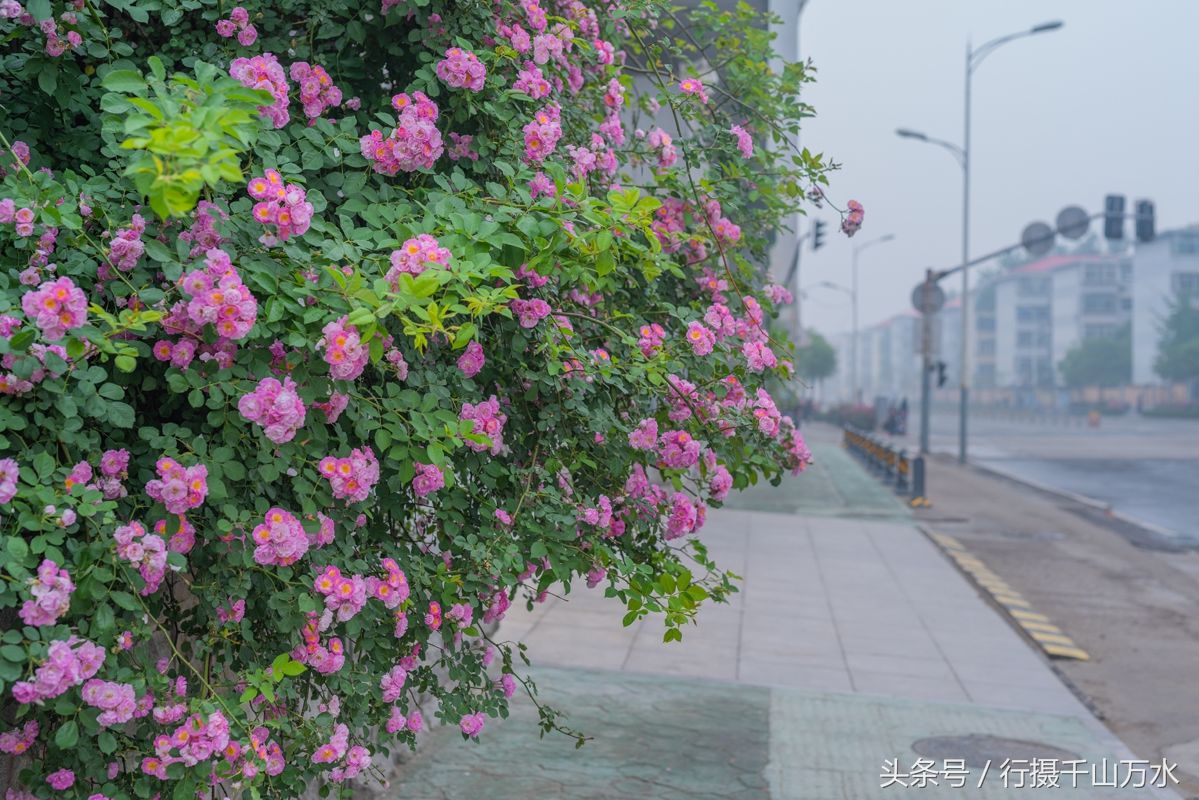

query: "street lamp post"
(897, 20), (1062, 463)
(850, 234), (896, 403)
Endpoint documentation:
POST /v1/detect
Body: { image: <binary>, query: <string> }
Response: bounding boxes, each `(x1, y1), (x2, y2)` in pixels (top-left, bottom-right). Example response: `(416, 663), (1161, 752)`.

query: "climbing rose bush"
(0, 0), (855, 795)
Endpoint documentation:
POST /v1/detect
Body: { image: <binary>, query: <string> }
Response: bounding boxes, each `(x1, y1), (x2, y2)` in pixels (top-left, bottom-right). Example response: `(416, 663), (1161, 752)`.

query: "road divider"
(842, 426), (930, 507)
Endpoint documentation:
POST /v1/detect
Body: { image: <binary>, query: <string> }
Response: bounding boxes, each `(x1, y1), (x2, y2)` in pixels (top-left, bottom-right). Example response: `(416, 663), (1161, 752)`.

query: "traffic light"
(812, 220), (826, 251)
(1104, 194), (1125, 240)
(1135, 200), (1155, 242)
(936, 361), (948, 388)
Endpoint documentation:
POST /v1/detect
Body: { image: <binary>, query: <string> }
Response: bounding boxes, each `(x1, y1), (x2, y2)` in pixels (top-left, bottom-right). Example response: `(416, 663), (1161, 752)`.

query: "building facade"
(1132, 228), (1199, 385)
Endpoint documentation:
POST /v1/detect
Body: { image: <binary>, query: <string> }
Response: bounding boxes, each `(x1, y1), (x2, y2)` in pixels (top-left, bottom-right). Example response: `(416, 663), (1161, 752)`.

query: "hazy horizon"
(793, 1), (1199, 338)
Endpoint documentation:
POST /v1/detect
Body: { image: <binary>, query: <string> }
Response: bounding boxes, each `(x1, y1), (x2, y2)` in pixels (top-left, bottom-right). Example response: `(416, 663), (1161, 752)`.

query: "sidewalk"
(387, 428), (1180, 799)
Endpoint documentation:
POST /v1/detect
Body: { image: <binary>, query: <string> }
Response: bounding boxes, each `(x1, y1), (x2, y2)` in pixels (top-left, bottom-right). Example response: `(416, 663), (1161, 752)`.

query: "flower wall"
(0, 0), (851, 795)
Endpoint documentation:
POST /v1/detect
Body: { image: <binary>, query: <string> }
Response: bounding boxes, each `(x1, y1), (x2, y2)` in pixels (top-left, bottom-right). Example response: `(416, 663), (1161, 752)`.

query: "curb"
(922, 528), (1090, 662)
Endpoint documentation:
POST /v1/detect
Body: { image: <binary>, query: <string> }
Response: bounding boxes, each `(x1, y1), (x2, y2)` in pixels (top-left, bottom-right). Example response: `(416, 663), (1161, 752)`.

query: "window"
(1017, 357), (1034, 384)
(1081, 293), (1117, 314)
(1173, 272), (1199, 296)
(1172, 234), (1199, 256)
(1017, 331), (1034, 347)
(976, 364), (995, 387)
(1084, 264), (1117, 286)
(976, 316), (996, 332)
(978, 340), (995, 356)
(1084, 323), (1119, 339)
(1018, 277), (1050, 297)
(1036, 332), (1051, 348)
(1017, 306), (1049, 322)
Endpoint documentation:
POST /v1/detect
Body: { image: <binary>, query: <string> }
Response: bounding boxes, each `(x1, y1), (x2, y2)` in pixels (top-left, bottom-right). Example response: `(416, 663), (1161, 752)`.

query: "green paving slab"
(768, 690), (1170, 799)
(389, 667), (772, 799)
(387, 668), (1171, 799)
(724, 438), (911, 519)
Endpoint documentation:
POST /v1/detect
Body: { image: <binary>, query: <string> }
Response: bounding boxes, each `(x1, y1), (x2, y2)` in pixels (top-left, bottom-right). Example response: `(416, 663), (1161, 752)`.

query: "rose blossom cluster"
(317, 447), (380, 503)
(387, 234), (451, 282)
(730, 124), (753, 158)
(685, 320), (716, 356)
(106, 214), (145, 272)
(460, 395), (507, 455)
(447, 132), (478, 162)
(435, 47), (486, 92)
(456, 340), (485, 377)
(842, 199), (864, 237)
(290, 61), (343, 121)
(636, 322), (666, 357)
(313, 566), (367, 622)
(522, 104), (562, 163)
(215, 5), (257, 46)
(0, 457), (16, 505)
(146, 712), (232, 775)
(320, 316), (368, 381)
(312, 723), (371, 782)
(297, 611), (346, 674)
(145, 457), (209, 515)
(20, 276), (86, 341)
(0, 199), (36, 242)
(175, 248), (259, 341)
(678, 77), (709, 103)
(366, 557), (410, 609)
(360, 92), (443, 175)
(12, 637), (105, 704)
(18, 559), (73, 626)
(81, 679), (138, 727)
(247, 170), (314, 242)
(251, 508), (310, 567)
(513, 63), (552, 98)
(411, 462), (445, 498)
(230, 53), (290, 128)
(114, 521), (169, 595)
(0, 721), (37, 755)
(510, 297), (551, 327)
(239, 376), (307, 444)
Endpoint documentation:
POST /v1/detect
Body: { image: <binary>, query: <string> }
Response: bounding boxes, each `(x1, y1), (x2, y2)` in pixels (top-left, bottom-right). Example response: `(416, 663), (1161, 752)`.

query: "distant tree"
(1154, 291), (1199, 382)
(796, 330), (837, 383)
(1059, 324), (1131, 388)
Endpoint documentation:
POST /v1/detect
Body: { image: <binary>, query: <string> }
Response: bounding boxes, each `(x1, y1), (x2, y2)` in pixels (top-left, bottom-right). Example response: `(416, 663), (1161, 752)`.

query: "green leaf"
(98, 731), (118, 754)
(55, 719), (79, 749)
(37, 68), (57, 96)
(0, 644), (25, 662)
(26, 0), (50, 20)
(102, 69), (146, 94)
(147, 55), (166, 82)
(5, 536), (28, 560)
(114, 355), (137, 373)
(92, 604), (115, 632)
(110, 591), (139, 611)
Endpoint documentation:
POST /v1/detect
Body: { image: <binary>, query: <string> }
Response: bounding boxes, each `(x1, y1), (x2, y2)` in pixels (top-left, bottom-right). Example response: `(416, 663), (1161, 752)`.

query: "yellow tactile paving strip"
(925, 531), (1091, 661)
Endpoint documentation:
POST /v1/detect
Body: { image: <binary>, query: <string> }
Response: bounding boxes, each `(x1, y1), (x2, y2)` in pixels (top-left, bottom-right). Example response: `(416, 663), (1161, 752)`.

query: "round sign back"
(1022, 221), (1055, 257)
(911, 282), (945, 315)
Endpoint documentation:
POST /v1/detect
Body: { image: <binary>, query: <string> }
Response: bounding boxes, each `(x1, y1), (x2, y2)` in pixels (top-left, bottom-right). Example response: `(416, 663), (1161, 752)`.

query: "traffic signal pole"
(920, 270), (934, 455)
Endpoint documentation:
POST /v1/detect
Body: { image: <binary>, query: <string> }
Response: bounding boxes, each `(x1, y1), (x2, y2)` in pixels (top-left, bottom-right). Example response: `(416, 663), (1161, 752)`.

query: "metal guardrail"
(842, 426), (930, 508)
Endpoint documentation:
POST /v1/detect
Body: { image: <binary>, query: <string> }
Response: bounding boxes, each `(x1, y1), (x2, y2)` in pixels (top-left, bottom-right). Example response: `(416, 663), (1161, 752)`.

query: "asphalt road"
(911, 454), (1199, 797)
(886, 411), (1199, 542)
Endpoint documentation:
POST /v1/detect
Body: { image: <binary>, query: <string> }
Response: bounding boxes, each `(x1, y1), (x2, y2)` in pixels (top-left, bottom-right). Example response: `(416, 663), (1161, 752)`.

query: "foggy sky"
(793, 1), (1199, 336)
